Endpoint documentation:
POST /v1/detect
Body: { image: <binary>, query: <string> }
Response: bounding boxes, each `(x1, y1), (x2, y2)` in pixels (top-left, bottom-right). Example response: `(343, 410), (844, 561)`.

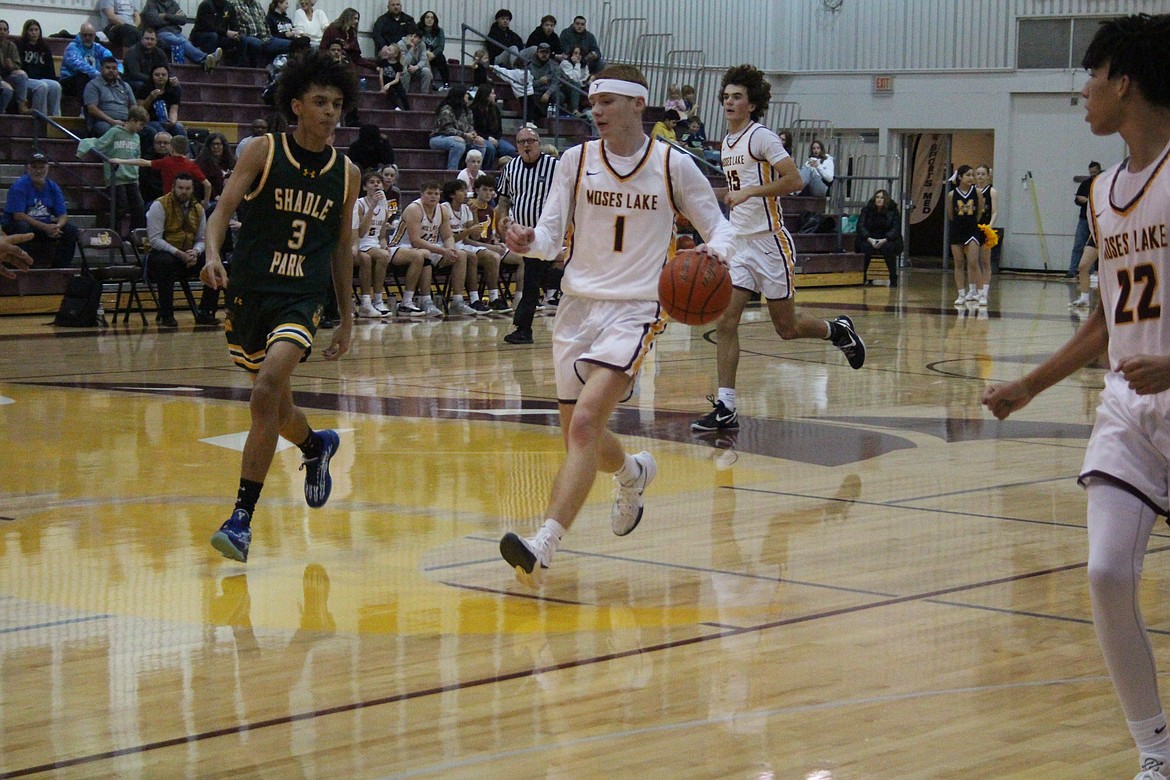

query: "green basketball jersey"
(230, 133), (350, 296)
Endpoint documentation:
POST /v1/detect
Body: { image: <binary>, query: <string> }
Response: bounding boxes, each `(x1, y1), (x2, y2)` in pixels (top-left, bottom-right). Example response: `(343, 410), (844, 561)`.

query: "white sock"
(536, 518), (567, 559)
(468, 291), (480, 303)
(717, 387), (736, 410)
(615, 453), (641, 486)
(980, 285), (989, 295)
(544, 290), (555, 303)
(421, 295), (433, 307)
(1130, 712), (1170, 765)
(488, 289), (500, 301)
(452, 294), (464, 303)
(373, 293), (384, 305)
(403, 291), (415, 305)
(360, 294), (371, 305)
(967, 284), (976, 294)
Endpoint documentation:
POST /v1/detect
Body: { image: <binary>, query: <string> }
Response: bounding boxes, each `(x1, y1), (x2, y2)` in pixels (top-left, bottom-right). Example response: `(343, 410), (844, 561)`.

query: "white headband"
(588, 79), (649, 101)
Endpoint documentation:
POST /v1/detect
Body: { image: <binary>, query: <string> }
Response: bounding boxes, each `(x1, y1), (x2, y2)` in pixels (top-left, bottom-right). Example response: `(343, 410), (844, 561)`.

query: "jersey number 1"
(1115, 263), (1162, 324)
(613, 215), (625, 252)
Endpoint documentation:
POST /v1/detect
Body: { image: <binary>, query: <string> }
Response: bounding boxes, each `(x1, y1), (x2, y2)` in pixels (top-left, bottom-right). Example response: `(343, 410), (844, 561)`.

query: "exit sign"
(873, 75), (894, 94)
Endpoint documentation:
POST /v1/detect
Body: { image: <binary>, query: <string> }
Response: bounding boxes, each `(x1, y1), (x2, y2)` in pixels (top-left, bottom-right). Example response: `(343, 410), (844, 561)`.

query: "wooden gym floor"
(0, 270), (1154, 778)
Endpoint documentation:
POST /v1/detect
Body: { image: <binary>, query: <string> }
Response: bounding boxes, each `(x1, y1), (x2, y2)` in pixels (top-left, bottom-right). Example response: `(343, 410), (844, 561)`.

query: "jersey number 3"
(289, 219), (307, 251)
(1115, 263), (1162, 324)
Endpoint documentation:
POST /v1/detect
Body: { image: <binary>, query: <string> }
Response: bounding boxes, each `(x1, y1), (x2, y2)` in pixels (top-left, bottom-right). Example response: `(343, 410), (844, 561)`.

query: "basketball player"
(690, 64), (864, 434)
(498, 65), (736, 587)
(983, 14), (1170, 780)
(353, 170), (393, 318)
(0, 233), (33, 279)
(201, 50), (362, 563)
(388, 180), (472, 317)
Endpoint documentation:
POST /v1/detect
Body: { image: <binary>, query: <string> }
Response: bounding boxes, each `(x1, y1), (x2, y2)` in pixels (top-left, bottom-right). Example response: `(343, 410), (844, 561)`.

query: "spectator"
(456, 148), (482, 187)
(0, 20), (30, 114)
(397, 27), (432, 93)
(487, 8), (524, 66)
(663, 84), (686, 116)
(139, 130), (171, 202)
(558, 15), (602, 75)
(141, 134), (213, 205)
(429, 86), (489, 170)
(680, 115), (719, 166)
(526, 14), (563, 61)
(680, 83), (696, 113)
(371, 0), (414, 52)
(78, 104), (149, 232)
(98, 0), (142, 50)
(266, 0), (307, 49)
(650, 109), (680, 143)
(375, 44), (409, 110)
(234, 117), (268, 157)
(15, 20), (61, 116)
(469, 84), (516, 161)
(235, 0), (288, 62)
(468, 46), (490, 88)
(145, 172), (217, 326)
(141, 0), (221, 70)
(291, 0), (329, 47)
(137, 63), (187, 138)
(123, 28), (170, 94)
(320, 8), (374, 71)
(193, 0), (261, 67)
(1068, 160), (1102, 277)
(417, 10), (450, 91)
(798, 138), (834, 197)
(195, 132), (235, 202)
(60, 23), (115, 99)
(2, 153), (80, 269)
(525, 42), (561, 120)
(559, 44), (588, 114)
(778, 128), (793, 156)
(347, 123), (395, 172)
(855, 189), (902, 286)
(84, 56), (137, 137)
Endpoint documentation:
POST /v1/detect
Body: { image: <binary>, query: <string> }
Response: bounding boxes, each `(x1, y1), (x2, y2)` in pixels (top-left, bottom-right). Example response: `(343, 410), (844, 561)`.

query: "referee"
(497, 126), (560, 344)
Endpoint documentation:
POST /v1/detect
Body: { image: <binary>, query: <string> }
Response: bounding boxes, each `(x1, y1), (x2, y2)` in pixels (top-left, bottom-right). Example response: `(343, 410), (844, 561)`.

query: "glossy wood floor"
(0, 270), (1157, 779)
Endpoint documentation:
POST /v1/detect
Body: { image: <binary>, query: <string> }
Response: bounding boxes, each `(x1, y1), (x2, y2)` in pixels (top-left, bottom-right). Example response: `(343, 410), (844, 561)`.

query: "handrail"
(459, 23), (531, 127)
(31, 110), (117, 230)
(660, 136), (723, 178)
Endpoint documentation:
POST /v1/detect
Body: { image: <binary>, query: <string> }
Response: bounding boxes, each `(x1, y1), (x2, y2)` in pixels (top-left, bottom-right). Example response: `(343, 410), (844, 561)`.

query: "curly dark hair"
(1082, 13), (1170, 108)
(274, 49), (360, 123)
(721, 64), (771, 121)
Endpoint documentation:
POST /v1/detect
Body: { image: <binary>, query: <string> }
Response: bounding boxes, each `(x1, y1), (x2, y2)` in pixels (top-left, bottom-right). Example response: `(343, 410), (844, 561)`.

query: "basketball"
(658, 249), (732, 325)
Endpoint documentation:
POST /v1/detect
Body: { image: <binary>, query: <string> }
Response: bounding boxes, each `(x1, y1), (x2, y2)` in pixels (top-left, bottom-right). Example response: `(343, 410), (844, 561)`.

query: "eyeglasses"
(516, 139), (539, 145)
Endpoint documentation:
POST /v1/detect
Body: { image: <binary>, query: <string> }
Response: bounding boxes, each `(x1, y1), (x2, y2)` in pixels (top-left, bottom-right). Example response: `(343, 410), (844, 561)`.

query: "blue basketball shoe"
(302, 429), (340, 508)
(211, 509), (252, 562)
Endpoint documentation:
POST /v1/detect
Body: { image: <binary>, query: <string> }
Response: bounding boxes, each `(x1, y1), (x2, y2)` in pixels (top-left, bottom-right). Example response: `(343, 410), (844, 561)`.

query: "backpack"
(53, 265), (103, 327)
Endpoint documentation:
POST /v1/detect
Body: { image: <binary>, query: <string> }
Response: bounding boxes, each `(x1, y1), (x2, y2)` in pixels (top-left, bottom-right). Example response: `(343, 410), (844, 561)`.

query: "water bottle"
(547, 102), (556, 118)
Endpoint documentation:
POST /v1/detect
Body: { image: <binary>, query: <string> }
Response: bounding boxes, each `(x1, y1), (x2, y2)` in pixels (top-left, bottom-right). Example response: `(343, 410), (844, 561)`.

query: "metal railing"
(31, 110), (117, 230)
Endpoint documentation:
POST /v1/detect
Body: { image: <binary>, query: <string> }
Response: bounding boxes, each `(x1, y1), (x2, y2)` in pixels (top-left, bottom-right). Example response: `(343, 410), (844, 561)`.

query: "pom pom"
(978, 223), (999, 248)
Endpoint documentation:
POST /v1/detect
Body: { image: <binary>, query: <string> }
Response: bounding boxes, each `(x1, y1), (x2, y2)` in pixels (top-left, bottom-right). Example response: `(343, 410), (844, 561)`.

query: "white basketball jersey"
(441, 201), (475, 235)
(390, 199), (441, 248)
(721, 122), (790, 236)
(563, 138), (681, 300)
(1090, 142), (1170, 370)
(352, 197), (388, 251)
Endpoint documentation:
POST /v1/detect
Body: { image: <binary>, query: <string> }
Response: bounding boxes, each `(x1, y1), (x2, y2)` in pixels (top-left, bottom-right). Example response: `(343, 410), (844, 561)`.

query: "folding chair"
(77, 228), (148, 325)
(131, 227), (199, 316)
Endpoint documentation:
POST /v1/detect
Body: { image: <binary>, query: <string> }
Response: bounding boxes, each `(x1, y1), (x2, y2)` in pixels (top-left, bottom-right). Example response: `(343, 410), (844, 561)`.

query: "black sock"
(234, 478), (263, 517)
(298, 429), (322, 460)
(826, 319), (844, 341)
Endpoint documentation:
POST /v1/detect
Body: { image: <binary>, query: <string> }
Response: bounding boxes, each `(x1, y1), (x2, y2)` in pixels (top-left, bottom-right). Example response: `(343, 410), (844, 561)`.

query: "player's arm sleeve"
(672, 151), (735, 260)
(527, 150), (579, 260)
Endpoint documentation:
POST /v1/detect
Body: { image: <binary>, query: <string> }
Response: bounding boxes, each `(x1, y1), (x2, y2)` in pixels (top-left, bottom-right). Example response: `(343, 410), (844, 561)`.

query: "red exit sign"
(873, 75), (894, 94)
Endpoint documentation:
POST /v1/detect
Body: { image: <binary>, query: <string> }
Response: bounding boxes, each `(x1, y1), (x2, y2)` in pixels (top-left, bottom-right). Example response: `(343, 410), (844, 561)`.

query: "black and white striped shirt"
(497, 153), (558, 228)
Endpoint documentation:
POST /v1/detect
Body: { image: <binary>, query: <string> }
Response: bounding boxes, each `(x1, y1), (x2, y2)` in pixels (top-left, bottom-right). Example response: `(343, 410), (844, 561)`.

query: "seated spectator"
(234, 117), (268, 157)
(663, 84), (686, 117)
(398, 27), (432, 93)
(429, 87), (489, 170)
(98, 0), (142, 51)
(778, 128), (793, 156)
(291, 0), (329, 48)
(526, 42), (562, 120)
(442, 178), (504, 313)
(650, 109), (680, 143)
(141, 0), (220, 70)
(235, 0), (288, 63)
(137, 64), (187, 138)
(680, 84), (696, 114)
(376, 44), (410, 110)
(123, 28), (170, 94)
(145, 172), (217, 325)
(77, 104), (149, 232)
(347, 123), (396, 172)
(468, 47), (490, 88)
(371, 0), (413, 52)
(139, 130), (171, 202)
(855, 189), (903, 286)
(193, 0), (261, 67)
(470, 84), (516, 161)
(487, 8), (524, 66)
(195, 132), (234, 203)
(0, 20), (30, 114)
(320, 8), (374, 72)
(457, 148), (482, 187)
(680, 115), (719, 166)
(266, 0), (308, 50)
(417, 10), (450, 91)
(559, 44), (589, 115)
(558, 15), (603, 75)
(60, 23), (114, 99)
(352, 170), (394, 318)
(798, 139), (834, 197)
(1, 153), (80, 268)
(84, 57), (137, 137)
(526, 15), (563, 61)
(467, 173), (517, 310)
(16, 20), (62, 116)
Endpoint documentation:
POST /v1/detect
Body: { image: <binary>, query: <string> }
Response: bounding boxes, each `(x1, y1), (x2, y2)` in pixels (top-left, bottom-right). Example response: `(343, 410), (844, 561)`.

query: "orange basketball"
(658, 249), (732, 325)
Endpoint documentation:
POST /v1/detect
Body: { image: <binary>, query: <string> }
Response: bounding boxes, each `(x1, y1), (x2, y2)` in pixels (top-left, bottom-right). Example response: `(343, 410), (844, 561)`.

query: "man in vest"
(145, 172), (217, 326)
